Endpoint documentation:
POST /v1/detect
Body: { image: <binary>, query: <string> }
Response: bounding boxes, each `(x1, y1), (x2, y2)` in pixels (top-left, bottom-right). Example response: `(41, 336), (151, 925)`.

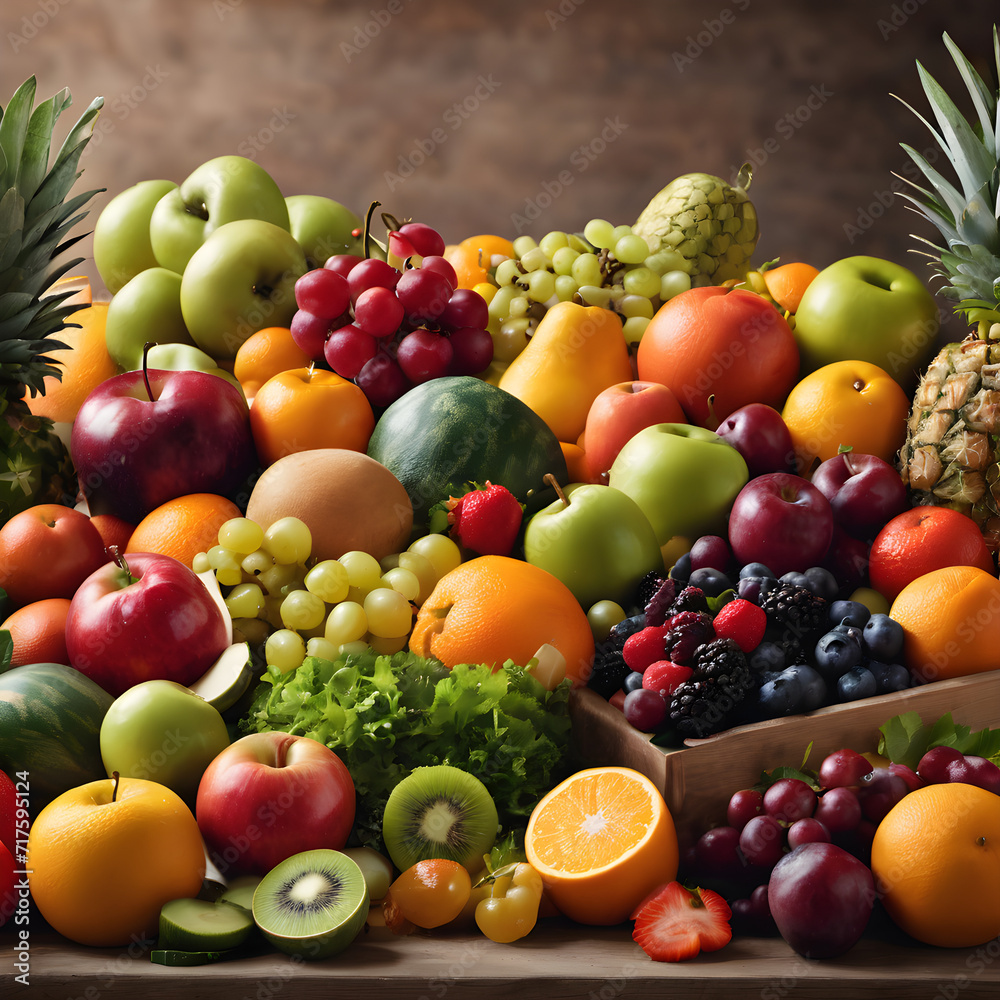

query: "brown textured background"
(3, 0), (998, 338)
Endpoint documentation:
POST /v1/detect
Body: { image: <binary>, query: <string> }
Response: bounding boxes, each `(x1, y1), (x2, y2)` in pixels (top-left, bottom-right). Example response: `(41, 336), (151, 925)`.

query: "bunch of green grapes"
(485, 220), (694, 364)
(193, 516), (462, 674)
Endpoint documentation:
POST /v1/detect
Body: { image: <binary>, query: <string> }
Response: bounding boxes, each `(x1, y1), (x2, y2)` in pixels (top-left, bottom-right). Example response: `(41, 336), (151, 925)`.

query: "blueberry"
(867, 660), (911, 694)
(813, 630), (863, 680)
(738, 575), (780, 604)
(739, 562), (776, 580)
(669, 551), (692, 583)
(749, 640), (786, 673)
(779, 664), (827, 712)
(756, 675), (806, 718)
(780, 571), (811, 590)
(830, 621), (864, 646)
(837, 665), (878, 702)
(802, 566), (839, 602)
(687, 566), (734, 597)
(610, 613), (647, 642)
(862, 613), (905, 662)
(829, 599), (871, 629)
(623, 670), (645, 693)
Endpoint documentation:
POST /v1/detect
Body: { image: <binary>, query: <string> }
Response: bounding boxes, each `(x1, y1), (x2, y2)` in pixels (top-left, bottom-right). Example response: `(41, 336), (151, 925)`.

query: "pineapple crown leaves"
(0, 76), (104, 395)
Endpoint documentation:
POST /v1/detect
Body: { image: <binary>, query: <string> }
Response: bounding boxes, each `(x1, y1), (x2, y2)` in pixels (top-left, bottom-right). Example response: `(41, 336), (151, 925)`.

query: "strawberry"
(641, 660), (693, 697)
(711, 598), (767, 653)
(446, 482), (523, 556)
(631, 881), (732, 962)
(622, 624), (671, 673)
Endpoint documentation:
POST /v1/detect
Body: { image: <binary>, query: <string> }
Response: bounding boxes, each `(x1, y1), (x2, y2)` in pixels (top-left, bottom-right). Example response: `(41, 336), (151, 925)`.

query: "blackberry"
(587, 613), (645, 698)
(668, 585), (710, 617)
(662, 610), (715, 666)
(759, 582), (828, 654)
(668, 637), (754, 739)
(643, 576), (679, 627)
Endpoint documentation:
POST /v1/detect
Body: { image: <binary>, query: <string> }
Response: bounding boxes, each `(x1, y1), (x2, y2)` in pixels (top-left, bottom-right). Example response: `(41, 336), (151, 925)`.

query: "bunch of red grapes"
(290, 221), (493, 408)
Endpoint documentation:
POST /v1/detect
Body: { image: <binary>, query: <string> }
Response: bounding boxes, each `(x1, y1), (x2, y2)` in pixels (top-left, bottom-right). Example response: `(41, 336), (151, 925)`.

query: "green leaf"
(876, 710), (929, 768)
(878, 710), (1000, 770)
(0, 630), (12, 674)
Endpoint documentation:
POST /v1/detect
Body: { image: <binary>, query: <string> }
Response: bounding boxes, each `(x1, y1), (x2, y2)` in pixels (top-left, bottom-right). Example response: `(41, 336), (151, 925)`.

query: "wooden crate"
(569, 671), (1000, 849)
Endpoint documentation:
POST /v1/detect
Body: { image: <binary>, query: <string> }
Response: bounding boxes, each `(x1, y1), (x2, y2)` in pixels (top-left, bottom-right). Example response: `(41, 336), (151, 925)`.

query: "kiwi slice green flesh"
(382, 764), (499, 873)
(159, 897), (255, 952)
(252, 849), (369, 961)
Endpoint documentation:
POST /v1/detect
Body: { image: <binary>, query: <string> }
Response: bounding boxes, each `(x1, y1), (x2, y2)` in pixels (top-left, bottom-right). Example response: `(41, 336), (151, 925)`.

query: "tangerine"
(124, 493), (242, 569)
(871, 782), (1000, 948)
(762, 262), (820, 314)
(232, 325), (312, 401)
(781, 359), (910, 475)
(524, 766), (679, 925)
(249, 367), (375, 467)
(889, 564), (1000, 683)
(445, 234), (514, 289)
(0, 597), (71, 667)
(869, 506), (995, 603)
(408, 555), (595, 686)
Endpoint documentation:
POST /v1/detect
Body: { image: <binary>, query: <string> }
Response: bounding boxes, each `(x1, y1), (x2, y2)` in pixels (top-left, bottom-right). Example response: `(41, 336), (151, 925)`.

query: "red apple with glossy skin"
(0, 770), (23, 928)
(728, 472), (834, 578)
(65, 551), (229, 697)
(582, 381), (687, 483)
(821, 524), (870, 593)
(810, 452), (908, 539)
(196, 731), (356, 877)
(715, 403), (797, 479)
(70, 368), (259, 525)
(0, 504), (109, 609)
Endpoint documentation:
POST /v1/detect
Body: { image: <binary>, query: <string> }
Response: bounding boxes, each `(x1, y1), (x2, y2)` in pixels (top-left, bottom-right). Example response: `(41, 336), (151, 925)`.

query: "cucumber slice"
(159, 896), (255, 952)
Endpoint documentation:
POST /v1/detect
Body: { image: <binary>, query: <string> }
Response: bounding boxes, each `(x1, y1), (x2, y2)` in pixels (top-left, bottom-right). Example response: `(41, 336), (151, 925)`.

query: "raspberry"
(662, 611), (715, 666)
(712, 598), (767, 653)
(642, 660), (694, 697)
(622, 624), (670, 673)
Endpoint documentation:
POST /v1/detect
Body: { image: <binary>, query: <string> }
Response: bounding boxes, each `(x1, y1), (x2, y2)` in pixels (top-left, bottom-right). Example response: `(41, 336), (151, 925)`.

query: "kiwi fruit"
(382, 764), (499, 873)
(251, 849), (368, 960)
(158, 897), (255, 952)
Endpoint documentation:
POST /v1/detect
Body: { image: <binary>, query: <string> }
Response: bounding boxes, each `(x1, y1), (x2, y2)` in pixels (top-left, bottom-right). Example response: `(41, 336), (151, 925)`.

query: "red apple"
(728, 472), (834, 578)
(195, 731), (356, 877)
(810, 452), (908, 539)
(65, 550), (228, 697)
(583, 380), (687, 483)
(0, 770), (24, 929)
(70, 368), (259, 525)
(822, 524), (870, 592)
(0, 504), (109, 609)
(715, 403), (797, 479)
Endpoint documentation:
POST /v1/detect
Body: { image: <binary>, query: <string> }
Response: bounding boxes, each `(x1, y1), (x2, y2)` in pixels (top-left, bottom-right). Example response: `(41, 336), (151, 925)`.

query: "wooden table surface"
(14, 919), (1000, 1000)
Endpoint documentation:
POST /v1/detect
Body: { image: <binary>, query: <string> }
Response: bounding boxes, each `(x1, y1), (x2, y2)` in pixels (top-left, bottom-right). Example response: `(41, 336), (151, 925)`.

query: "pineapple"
(0, 77), (104, 524)
(632, 163), (759, 285)
(896, 28), (1000, 547)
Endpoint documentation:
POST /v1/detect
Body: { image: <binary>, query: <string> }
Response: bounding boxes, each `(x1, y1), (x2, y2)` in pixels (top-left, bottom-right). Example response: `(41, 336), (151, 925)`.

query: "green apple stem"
(543, 473), (569, 507)
(112, 770), (120, 802)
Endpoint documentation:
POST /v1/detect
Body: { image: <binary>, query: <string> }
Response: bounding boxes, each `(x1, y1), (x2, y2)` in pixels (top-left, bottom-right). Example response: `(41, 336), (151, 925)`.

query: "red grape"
(447, 327), (493, 376)
(353, 286), (405, 339)
(856, 769), (909, 824)
(294, 268), (351, 320)
(289, 309), (330, 359)
(916, 745), (964, 784)
(396, 267), (453, 324)
(689, 535), (732, 573)
(419, 255), (458, 290)
(786, 817), (831, 849)
(324, 253), (362, 278)
(622, 688), (666, 732)
(694, 824), (743, 876)
(818, 748), (873, 789)
(813, 786), (861, 833)
(347, 258), (401, 301)
(398, 222), (445, 258)
(439, 288), (489, 331)
(727, 788), (764, 832)
(739, 814), (785, 868)
(324, 324), (376, 379)
(397, 329), (453, 384)
(356, 353), (411, 409)
(763, 779), (817, 824)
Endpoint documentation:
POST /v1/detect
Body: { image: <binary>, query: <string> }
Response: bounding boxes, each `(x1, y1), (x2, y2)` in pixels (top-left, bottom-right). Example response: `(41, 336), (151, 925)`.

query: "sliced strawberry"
(447, 482), (523, 556)
(632, 881), (732, 962)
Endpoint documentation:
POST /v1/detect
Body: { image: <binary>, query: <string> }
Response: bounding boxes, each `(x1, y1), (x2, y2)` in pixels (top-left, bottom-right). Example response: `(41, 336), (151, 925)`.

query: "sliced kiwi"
(382, 764), (499, 873)
(252, 849), (369, 960)
(159, 897), (255, 952)
(219, 874), (262, 913)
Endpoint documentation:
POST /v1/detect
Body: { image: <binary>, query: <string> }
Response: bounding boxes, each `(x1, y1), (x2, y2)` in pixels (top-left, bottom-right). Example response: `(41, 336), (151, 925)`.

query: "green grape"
(325, 601), (368, 646)
(339, 639), (370, 658)
(538, 230), (569, 257)
(519, 247), (549, 272)
(554, 274), (579, 302)
(511, 235), (538, 257)
(261, 517), (312, 565)
(408, 533), (462, 580)
(364, 587), (413, 638)
(304, 559), (350, 603)
(527, 270), (556, 303)
(241, 549), (274, 578)
(381, 567), (420, 602)
(487, 284), (519, 325)
(623, 316), (650, 345)
(567, 232), (591, 253)
(550, 246), (579, 275)
(280, 589), (326, 631)
(660, 269), (693, 300)
(398, 550), (437, 604)
(368, 634), (408, 655)
(192, 552), (211, 574)
(339, 550), (382, 591)
(614, 234), (650, 265)
(207, 545), (241, 573)
(305, 636), (340, 661)
(494, 258), (523, 288)
(257, 561), (304, 598)
(265, 629), (307, 674)
(577, 284), (613, 307)
(571, 252), (602, 287)
(493, 319), (531, 362)
(225, 582), (265, 619)
(622, 266), (660, 299)
(620, 294), (655, 319)
(583, 219), (615, 249)
(508, 295), (530, 318)
(587, 600), (627, 642)
(217, 517), (264, 555)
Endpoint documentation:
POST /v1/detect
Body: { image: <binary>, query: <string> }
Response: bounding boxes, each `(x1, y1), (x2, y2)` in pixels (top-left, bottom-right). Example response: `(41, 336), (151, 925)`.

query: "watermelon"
(367, 376), (569, 530)
(0, 662), (114, 815)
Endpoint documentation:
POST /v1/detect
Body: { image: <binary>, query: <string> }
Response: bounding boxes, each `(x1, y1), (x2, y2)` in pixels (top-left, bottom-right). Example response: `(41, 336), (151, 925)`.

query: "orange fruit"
(408, 555), (595, 686)
(762, 261), (820, 314)
(869, 506), (995, 603)
(871, 782), (1000, 948)
(889, 564), (1000, 683)
(25, 300), (117, 424)
(249, 367), (375, 467)
(524, 766), (679, 925)
(560, 440), (592, 484)
(781, 359), (910, 475)
(88, 513), (136, 556)
(233, 325), (313, 401)
(26, 775), (205, 947)
(124, 493), (242, 569)
(0, 597), (71, 667)
(446, 234), (514, 289)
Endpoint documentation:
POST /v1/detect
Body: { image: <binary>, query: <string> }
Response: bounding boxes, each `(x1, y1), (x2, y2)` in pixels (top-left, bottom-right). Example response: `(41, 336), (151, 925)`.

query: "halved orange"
(524, 766), (678, 925)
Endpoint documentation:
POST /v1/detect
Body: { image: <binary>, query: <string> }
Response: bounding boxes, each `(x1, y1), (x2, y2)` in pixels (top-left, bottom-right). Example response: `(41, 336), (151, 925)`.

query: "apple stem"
(141, 342), (157, 402)
(112, 771), (120, 803)
(705, 393), (720, 431)
(108, 545), (139, 585)
(543, 473), (569, 506)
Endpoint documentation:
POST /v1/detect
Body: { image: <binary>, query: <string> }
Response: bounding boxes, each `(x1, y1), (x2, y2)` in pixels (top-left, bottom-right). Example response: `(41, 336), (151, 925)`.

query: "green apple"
(286, 194), (363, 269)
(150, 155), (290, 275)
(523, 482), (663, 610)
(608, 423), (749, 548)
(145, 343), (247, 401)
(180, 218), (308, 360)
(792, 256), (940, 383)
(99, 678), (231, 806)
(104, 266), (196, 371)
(93, 179), (178, 294)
